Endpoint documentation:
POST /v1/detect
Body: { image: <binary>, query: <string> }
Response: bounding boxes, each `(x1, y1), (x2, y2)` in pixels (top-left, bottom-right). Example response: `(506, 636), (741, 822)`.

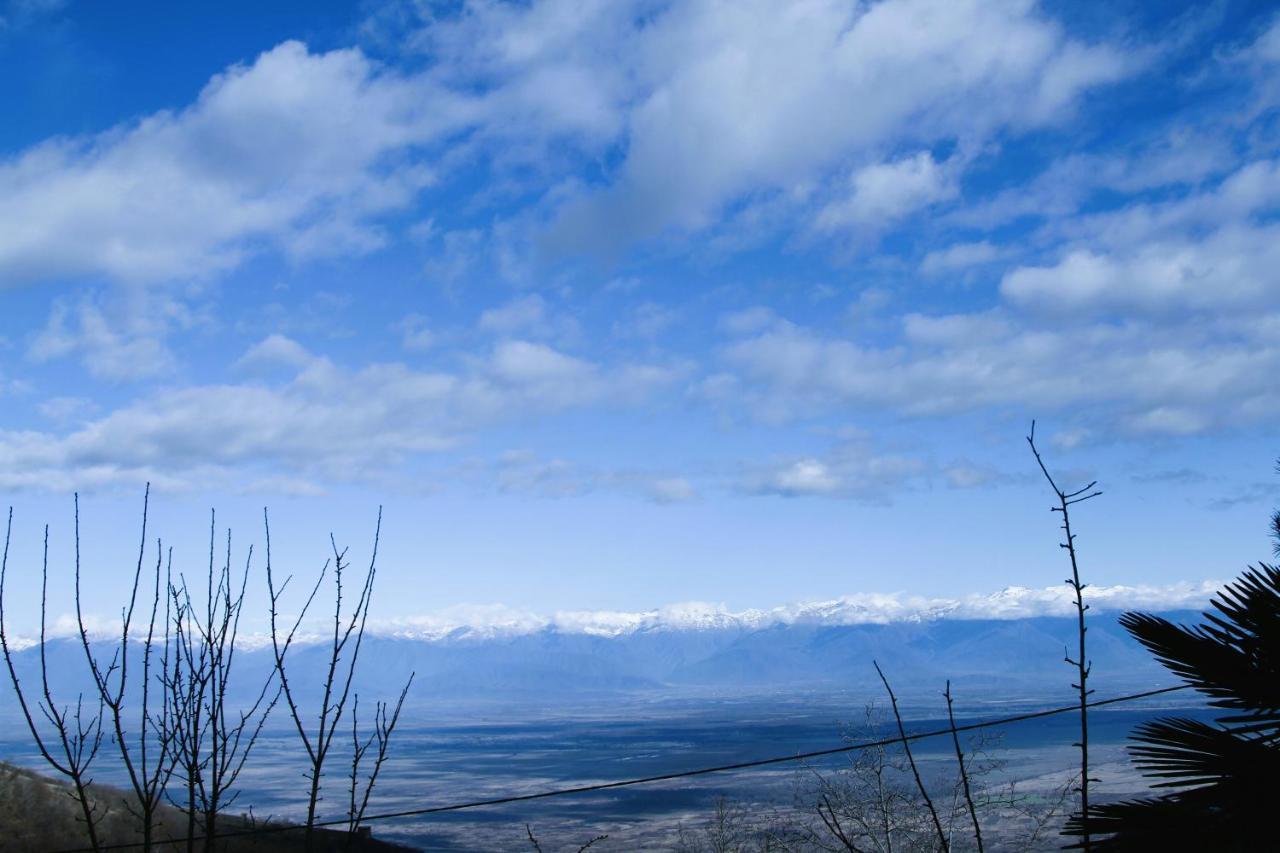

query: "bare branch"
(874, 661), (947, 853)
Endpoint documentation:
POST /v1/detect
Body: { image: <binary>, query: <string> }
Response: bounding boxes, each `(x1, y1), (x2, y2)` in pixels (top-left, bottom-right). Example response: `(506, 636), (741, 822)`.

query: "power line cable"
(47, 683), (1193, 853)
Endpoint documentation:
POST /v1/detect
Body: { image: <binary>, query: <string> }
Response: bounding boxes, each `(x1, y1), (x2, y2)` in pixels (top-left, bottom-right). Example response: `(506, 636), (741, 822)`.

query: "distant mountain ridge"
(346, 580), (1220, 643)
(2, 608), (1207, 713)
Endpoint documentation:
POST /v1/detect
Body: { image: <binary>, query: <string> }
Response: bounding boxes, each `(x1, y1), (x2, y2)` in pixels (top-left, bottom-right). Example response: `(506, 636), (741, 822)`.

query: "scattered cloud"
(0, 337), (679, 492)
(483, 449), (699, 504)
(920, 241), (1003, 276)
(395, 313), (436, 352)
(535, 0), (1137, 251)
(0, 41), (464, 286)
(26, 289), (205, 380)
(816, 151), (958, 232)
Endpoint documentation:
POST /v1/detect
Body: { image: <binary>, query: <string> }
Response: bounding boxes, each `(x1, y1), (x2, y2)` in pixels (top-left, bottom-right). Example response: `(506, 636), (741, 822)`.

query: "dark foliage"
(1065, 559), (1280, 849)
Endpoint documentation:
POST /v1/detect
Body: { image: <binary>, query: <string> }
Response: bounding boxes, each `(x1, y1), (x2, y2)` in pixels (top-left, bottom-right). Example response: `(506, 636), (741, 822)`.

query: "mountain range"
(1, 584), (1213, 714)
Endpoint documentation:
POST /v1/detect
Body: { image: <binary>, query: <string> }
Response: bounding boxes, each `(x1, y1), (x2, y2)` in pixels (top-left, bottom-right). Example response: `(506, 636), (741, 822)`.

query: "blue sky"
(1, 0), (1278, 632)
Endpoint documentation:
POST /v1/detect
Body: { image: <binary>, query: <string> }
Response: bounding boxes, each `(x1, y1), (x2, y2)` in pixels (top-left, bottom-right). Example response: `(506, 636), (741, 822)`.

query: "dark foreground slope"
(0, 760), (418, 853)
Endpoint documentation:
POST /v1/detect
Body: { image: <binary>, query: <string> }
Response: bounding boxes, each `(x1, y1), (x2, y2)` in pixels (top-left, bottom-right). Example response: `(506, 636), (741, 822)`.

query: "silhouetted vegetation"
(1064, 485), (1280, 849)
(0, 758), (418, 852)
(1, 494), (412, 852)
(1027, 421), (1102, 850)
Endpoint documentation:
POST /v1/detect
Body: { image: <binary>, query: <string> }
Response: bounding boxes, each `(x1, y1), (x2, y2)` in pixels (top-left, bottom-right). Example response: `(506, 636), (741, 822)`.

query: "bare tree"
(345, 674), (414, 843)
(71, 489), (181, 853)
(265, 507), (408, 849)
(873, 662), (947, 852)
(942, 683), (981, 853)
(1, 509), (107, 852)
(166, 513), (278, 852)
(1026, 421), (1101, 849)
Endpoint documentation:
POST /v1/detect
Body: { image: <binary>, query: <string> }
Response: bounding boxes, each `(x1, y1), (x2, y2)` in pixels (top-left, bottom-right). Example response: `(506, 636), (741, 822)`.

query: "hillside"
(0, 760), (417, 853)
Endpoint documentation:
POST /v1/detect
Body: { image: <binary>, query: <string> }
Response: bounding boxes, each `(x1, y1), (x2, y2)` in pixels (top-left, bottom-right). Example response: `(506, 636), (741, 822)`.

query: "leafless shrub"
(1, 509), (108, 852)
(265, 507), (413, 850)
(166, 512), (279, 852)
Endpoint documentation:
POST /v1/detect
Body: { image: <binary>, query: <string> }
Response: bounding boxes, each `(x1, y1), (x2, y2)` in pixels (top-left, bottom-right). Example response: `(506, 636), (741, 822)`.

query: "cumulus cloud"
(18, 0), (1118, 285)
(715, 153), (1280, 436)
(740, 437), (1003, 500)
(722, 313), (1280, 433)
(539, 0), (1134, 249)
(0, 41), (471, 285)
(0, 337), (679, 492)
(1002, 225), (1280, 316)
(816, 151), (957, 231)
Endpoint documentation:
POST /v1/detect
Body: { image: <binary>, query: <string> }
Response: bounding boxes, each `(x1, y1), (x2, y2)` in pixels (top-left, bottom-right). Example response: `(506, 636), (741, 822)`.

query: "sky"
(1, 0), (1279, 635)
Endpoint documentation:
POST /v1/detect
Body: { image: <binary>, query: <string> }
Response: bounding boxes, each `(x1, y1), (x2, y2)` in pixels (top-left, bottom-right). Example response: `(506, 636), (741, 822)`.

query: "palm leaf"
(1066, 787), (1272, 851)
(1125, 717), (1280, 788)
(1077, 556), (1280, 848)
(1118, 564), (1280, 715)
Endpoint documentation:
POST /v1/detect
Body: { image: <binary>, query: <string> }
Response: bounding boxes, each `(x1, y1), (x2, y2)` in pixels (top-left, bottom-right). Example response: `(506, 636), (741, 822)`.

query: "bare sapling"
(943, 681), (983, 853)
(345, 673), (414, 844)
(266, 507), (409, 849)
(167, 513), (279, 852)
(1, 509), (107, 852)
(70, 488), (182, 853)
(1026, 420), (1101, 849)
(873, 660), (948, 852)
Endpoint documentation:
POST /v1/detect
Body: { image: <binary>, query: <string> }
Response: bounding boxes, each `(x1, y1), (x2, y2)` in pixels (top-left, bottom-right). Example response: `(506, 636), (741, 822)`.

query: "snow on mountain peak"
(373, 580), (1220, 642)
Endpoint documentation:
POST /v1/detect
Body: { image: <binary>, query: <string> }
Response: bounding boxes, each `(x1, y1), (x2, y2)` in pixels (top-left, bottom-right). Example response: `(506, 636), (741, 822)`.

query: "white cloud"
(395, 313), (436, 351)
(715, 153), (1280, 437)
(742, 440), (931, 500)
(719, 307), (780, 336)
(0, 337), (678, 492)
(646, 477), (698, 504)
(1001, 225), (1280, 317)
(234, 332), (316, 372)
(920, 240), (1001, 275)
(816, 151), (957, 230)
(0, 41), (465, 285)
(539, 0), (1134, 249)
(27, 289), (202, 380)
(479, 295), (549, 334)
(721, 312), (1280, 434)
(763, 459), (841, 496)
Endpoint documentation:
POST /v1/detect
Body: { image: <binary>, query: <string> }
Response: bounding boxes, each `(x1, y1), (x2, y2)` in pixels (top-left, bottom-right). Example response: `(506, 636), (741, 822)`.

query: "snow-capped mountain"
(2, 582), (1216, 713)
(366, 580), (1219, 642)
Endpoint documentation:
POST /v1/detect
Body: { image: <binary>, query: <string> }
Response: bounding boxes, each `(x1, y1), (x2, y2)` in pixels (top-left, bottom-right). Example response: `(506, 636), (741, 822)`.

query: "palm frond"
(1118, 565), (1280, 714)
(1086, 552), (1280, 848)
(1066, 788), (1272, 851)
(1125, 717), (1280, 789)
